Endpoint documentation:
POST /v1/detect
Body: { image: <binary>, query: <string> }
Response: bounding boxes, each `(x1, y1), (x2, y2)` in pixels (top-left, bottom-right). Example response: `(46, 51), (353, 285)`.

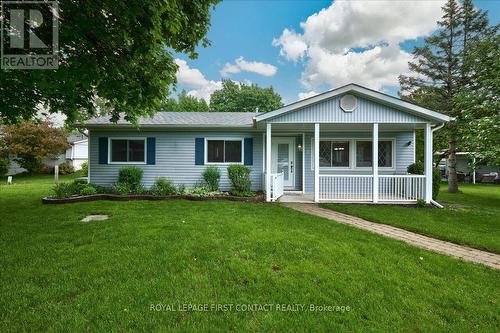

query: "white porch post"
(266, 123), (272, 202)
(314, 123), (320, 203)
(372, 123), (379, 203)
(424, 123), (433, 203)
(302, 133), (305, 194)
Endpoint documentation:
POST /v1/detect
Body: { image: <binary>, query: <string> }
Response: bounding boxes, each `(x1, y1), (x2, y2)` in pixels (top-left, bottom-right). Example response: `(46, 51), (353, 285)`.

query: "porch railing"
(318, 175), (425, 202)
(378, 175), (425, 202)
(319, 175), (373, 201)
(270, 172), (284, 201)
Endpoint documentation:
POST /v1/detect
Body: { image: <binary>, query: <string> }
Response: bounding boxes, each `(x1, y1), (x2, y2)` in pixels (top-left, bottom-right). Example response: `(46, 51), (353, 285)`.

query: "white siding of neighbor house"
(89, 130), (264, 191)
(267, 95), (428, 124)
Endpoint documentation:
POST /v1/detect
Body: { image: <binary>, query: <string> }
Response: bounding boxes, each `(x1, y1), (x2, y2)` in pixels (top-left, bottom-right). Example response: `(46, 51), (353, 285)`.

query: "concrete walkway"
(283, 203), (500, 270)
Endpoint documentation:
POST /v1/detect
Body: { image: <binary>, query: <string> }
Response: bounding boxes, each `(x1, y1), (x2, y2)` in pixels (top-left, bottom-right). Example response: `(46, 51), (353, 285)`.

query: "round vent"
(340, 94), (358, 112)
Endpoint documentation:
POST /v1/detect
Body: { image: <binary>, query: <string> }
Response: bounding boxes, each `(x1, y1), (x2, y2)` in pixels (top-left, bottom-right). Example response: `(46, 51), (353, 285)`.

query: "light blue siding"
(303, 131), (415, 192)
(268, 95), (427, 123)
(89, 130), (263, 191)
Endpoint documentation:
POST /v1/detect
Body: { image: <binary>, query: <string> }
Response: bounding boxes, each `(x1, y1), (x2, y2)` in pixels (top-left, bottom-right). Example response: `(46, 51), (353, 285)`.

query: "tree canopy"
(2, 121), (70, 173)
(162, 91), (209, 112)
(399, 0), (495, 192)
(0, 0), (219, 125)
(210, 80), (283, 113)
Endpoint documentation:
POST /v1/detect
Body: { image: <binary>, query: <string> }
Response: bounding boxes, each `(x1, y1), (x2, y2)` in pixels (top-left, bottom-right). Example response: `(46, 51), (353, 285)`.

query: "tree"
(210, 80), (283, 112)
(161, 91), (209, 112)
(0, 0), (219, 125)
(455, 33), (500, 167)
(2, 121), (70, 173)
(399, 0), (491, 193)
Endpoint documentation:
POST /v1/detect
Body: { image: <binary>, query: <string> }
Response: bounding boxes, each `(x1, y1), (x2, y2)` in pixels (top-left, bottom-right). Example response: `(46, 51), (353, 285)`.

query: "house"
(6, 134), (88, 175)
(84, 83), (451, 204)
(436, 152), (500, 184)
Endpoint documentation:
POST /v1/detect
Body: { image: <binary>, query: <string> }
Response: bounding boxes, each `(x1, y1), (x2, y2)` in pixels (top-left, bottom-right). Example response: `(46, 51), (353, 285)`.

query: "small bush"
(407, 161), (424, 175)
(58, 161), (75, 175)
(177, 184), (186, 194)
(0, 157), (9, 177)
(227, 164), (251, 194)
(433, 167), (440, 200)
(80, 184), (97, 196)
(151, 177), (176, 196)
(118, 166), (143, 192)
(184, 186), (222, 197)
(114, 183), (131, 195)
(202, 166), (221, 191)
(416, 199), (426, 207)
(80, 161), (88, 175)
(52, 182), (78, 198)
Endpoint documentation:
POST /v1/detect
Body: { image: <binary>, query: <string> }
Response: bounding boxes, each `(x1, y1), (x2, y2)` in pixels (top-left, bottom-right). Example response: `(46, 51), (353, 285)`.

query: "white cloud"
(298, 91), (319, 100)
(272, 29), (307, 62)
(175, 58), (209, 88)
(174, 58), (223, 102)
(273, 0), (445, 91)
(220, 57), (277, 77)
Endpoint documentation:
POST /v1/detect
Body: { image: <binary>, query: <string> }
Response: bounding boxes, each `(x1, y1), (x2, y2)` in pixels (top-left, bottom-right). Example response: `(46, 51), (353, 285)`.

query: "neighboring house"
(84, 84), (451, 204)
(436, 152), (500, 184)
(6, 134), (88, 175)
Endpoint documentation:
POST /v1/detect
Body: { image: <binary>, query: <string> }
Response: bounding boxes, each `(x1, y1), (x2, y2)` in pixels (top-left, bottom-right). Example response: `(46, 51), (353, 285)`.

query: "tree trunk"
(447, 139), (459, 193)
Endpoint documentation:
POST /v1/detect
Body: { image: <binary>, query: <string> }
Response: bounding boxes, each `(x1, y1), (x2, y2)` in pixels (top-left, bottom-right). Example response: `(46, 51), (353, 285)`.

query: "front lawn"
(321, 184), (500, 254)
(1, 176), (499, 331)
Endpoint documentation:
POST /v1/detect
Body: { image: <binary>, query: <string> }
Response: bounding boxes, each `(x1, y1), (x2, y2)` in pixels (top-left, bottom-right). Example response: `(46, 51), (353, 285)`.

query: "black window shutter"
(195, 138), (204, 165)
(244, 138), (253, 165)
(98, 137), (108, 164)
(147, 137), (156, 165)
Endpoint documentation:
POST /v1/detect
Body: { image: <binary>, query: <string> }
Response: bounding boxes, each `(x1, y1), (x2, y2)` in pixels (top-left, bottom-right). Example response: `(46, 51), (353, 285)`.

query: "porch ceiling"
(257, 122), (427, 132)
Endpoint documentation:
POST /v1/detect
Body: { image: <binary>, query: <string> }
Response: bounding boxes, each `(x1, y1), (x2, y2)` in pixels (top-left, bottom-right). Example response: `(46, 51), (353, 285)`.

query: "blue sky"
(174, 0), (499, 105)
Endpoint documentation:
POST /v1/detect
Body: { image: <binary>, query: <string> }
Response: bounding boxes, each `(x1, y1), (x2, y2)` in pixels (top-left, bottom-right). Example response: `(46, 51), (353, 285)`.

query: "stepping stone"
(81, 215), (109, 222)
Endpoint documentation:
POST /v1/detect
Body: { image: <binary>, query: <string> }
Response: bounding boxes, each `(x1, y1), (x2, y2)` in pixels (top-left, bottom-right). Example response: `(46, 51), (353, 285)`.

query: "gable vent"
(340, 94), (358, 112)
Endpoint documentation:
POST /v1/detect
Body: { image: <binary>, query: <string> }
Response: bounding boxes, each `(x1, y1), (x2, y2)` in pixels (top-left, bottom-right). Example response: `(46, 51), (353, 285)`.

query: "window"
(355, 140), (393, 168)
(110, 139), (145, 163)
(319, 140), (349, 167)
(207, 139), (242, 163)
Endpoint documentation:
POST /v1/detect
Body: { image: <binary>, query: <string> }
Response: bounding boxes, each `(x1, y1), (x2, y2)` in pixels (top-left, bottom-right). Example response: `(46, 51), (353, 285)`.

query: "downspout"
(430, 123), (445, 208)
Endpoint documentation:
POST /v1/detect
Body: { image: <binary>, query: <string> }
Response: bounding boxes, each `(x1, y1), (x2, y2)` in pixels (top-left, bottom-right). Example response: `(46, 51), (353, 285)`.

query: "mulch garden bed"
(42, 193), (265, 204)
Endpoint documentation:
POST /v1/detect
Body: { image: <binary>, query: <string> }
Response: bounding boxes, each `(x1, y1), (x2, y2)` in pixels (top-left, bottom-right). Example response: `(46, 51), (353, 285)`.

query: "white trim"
(254, 84), (452, 123)
(108, 137), (147, 164)
(266, 124), (272, 202)
(424, 123), (432, 203)
(302, 133), (305, 194)
(314, 124), (319, 203)
(412, 130), (416, 163)
(204, 138), (244, 165)
(310, 137), (396, 171)
(87, 131), (90, 183)
(372, 123), (379, 203)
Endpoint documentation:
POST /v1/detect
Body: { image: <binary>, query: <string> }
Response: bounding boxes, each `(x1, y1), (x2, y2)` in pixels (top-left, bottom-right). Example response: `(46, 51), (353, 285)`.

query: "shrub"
(151, 177), (176, 196)
(58, 161), (75, 175)
(80, 161), (88, 175)
(0, 157), (9, 177)
(80, 184), (97, 196)
(114, 183), (131, 195)
(184, 186), (222, 197)
(407, 161), (424, 175)
(52, 182), (78, 198)
(118, 166), (143, 192)
(433, 167), (440, 200)
(202, 166), (221, 191)
(416, 199), (426, 207)
(227, 164), (252, 195)
(177, 184), (186, 194)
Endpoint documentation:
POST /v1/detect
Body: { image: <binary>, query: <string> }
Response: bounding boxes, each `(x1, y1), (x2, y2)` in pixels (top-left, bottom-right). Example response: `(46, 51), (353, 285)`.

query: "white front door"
(271, 137), (295, 188)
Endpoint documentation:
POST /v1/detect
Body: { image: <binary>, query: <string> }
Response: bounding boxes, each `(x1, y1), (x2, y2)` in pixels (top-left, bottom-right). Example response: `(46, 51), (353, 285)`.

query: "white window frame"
(204, 138), (244, 165)
(108, 137), (147, 164)
(311, 137), (396, 171)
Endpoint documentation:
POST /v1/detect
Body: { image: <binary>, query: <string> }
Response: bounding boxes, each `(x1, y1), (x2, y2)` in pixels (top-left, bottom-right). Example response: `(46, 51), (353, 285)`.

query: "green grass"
(1, 175), (499, 331)
(321, 184), (500, 254)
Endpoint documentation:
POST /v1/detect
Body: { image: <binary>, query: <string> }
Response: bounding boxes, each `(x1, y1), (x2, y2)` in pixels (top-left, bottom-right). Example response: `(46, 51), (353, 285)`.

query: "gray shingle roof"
(85, 112), (259, 128)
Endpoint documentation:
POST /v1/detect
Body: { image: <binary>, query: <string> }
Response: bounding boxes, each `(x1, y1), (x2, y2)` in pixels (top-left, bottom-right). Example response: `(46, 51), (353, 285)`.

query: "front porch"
(263, 122), (434, 204)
